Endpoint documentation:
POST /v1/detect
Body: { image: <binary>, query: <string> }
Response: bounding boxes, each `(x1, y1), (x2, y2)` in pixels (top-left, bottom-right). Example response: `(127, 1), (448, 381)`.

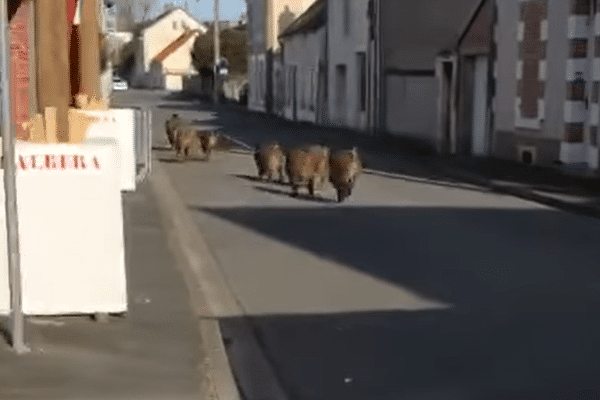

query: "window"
(173, 21), (178, 30)
(343, 0), (350, 36)
(357, 52), (366, 112)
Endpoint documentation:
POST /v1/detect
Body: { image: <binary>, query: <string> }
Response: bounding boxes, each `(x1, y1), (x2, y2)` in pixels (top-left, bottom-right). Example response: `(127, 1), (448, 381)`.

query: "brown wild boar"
(329, 147), (363, 202)
(254, 141), (286, 183)
(174, 125), (200, 159)
(285, 145), (330, 197)
(175, 126), (219, 161)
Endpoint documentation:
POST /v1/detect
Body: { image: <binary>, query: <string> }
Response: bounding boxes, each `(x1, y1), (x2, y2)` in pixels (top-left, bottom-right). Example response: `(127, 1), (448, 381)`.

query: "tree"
(113, 0), (157, 30)
(164, 2), (175, 12)
(191, 26), (248, 78)
(139, 0), (157, 21)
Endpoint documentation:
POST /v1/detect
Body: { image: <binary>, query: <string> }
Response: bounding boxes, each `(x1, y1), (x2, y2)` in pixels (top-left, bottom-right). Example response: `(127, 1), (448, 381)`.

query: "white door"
(471, 56), (489, 156)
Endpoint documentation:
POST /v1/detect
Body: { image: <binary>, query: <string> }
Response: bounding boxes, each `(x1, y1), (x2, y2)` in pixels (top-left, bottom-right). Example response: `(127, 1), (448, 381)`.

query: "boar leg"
(278, 166), (286, 184)
(308, 179), (316, 196)
(337, 187), (348, 203)
(291, 184), (300, 197)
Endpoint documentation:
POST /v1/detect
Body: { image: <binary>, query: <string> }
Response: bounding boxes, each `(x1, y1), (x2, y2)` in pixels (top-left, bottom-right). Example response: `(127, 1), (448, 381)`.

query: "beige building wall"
(247, 0), (316, 113)
(161, 37), (199, 75)
(267, 0), (317, 51)
(141, 9), (206, 72)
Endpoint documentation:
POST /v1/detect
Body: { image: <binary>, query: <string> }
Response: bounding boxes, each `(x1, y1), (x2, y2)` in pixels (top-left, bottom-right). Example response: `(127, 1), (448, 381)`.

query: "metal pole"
(213, 0), (220, 104)
(0, 0), (29, 354)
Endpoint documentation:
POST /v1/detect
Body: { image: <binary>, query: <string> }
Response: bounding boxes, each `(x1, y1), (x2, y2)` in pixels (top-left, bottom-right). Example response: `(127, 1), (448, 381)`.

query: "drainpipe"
(366, 0), (373, 134)
(376, 0), (384, 136)
(0, 0), (28, 354)
(213, 0), (220, 104)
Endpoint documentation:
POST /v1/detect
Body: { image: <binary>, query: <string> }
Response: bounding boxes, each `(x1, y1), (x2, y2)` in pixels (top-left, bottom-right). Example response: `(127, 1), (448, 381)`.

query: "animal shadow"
(152, 145), (173, 151)
(158, 157), (208, 163)
(158, 158), (184, 163)
(232, 174), (289, 186)
(254, 185), (337, 203)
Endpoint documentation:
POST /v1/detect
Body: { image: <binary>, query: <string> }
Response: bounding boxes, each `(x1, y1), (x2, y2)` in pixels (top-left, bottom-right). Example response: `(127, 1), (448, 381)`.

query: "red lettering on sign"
(16, 154), (102, 171)
(18, 155), (27, 170)
(45, 155), (56, 170)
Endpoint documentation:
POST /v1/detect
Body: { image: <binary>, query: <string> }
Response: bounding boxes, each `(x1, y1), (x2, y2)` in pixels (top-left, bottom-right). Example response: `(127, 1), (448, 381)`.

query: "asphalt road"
(113, 89), (600, 400)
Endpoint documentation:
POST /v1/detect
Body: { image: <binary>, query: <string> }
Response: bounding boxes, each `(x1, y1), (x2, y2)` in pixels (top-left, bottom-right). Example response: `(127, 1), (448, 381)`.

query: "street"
(114, 89), (600, 400)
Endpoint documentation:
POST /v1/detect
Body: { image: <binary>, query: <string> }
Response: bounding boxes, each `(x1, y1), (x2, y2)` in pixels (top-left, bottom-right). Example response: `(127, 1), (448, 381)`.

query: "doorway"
(437, 56), (457, 154)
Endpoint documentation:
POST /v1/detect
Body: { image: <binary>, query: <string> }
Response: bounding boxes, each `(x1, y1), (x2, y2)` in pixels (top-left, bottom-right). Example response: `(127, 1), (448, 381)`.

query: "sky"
(156, 0), (246, 21)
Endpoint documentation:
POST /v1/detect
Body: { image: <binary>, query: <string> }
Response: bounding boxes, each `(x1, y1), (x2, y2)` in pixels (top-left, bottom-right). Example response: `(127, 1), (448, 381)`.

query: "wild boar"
(174, 126), (219, 161)
(285, 144), (330, 197)
(198, 130), (219, 161)
(254, 141), (286, 183)
(165, 114), (188, 149)
(173, 125), (201, 159)
(329, 147), (363, 202)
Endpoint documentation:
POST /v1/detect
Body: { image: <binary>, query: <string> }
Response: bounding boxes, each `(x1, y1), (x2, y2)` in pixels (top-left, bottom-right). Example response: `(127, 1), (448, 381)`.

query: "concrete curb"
(148, 160), (291, 400)
(148, 162), (243, 400)
(444, 167), (600, 219)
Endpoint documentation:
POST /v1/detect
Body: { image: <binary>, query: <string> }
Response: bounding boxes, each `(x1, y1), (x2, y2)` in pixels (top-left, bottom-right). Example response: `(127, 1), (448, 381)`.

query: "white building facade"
(279, 0), (327, 123)
(327, 0), (369, 131)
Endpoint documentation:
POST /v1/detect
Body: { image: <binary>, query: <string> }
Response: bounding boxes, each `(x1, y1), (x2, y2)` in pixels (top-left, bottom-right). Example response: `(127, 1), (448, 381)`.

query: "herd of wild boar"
(165, 113), (219, 161)
(165, 114), (363, 203)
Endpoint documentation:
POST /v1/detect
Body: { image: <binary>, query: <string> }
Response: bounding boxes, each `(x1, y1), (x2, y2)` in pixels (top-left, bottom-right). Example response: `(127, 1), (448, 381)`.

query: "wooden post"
(34, 0), (71, 143)
(79, 0), (101, 102)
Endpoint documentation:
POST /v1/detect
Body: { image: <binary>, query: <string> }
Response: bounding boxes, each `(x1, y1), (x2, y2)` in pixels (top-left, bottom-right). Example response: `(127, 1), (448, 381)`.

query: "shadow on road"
(252, 186), (337, 203)
(232, 174), (288, 186)
(194, 205), (600, 398)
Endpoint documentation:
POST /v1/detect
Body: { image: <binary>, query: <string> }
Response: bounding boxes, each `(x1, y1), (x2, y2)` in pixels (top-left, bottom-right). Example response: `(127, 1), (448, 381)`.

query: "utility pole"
(213, 0), (220, 104)
(0, 0), (29, 355)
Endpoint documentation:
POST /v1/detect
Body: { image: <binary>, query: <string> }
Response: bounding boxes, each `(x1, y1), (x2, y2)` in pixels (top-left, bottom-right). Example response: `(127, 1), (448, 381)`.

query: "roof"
(153, 29), (199, 63)
(379, 0), (487, 70)
(134, 8), (206, 35)
(279, 0), (326, 39)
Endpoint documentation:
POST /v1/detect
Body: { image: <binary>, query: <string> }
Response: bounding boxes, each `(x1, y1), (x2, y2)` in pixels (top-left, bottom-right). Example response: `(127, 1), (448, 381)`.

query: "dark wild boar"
(165, 114), (189, 149)
(198, 130), (219, 161)
(329, 147), (362, 202)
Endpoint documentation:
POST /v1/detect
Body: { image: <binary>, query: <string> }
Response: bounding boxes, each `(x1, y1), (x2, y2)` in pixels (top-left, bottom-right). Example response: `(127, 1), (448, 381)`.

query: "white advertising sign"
(0, 140), (127, 315)
(76, 108), (137, 192)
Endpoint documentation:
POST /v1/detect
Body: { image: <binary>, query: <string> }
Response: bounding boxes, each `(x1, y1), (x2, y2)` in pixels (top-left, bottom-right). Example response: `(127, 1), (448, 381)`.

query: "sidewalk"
(0, 178), (218, 400)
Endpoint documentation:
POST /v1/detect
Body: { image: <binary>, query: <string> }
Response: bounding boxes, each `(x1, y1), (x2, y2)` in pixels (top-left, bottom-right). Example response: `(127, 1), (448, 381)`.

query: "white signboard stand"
(0, 140), (127, 315)
(76, 108), (137, 192)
